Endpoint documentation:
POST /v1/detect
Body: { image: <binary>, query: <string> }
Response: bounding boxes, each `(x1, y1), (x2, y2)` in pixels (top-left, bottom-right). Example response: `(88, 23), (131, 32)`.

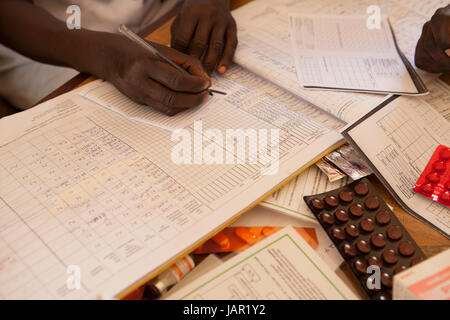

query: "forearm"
(0, 0), (109, 77)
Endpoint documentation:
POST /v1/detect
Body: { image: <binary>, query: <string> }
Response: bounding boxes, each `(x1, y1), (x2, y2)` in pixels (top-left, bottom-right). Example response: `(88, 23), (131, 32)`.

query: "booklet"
(289, 14), (428, 95)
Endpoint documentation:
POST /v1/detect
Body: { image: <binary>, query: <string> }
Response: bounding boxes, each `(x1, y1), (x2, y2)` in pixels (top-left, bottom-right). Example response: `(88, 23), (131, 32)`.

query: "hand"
(171, 0), (238, 75)
(97, 33), (211, 116)
(415, 5), (450, 74)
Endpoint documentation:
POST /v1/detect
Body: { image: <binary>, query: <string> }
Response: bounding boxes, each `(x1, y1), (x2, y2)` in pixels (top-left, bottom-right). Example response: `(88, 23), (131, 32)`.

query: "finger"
(189, 19), (214, 59)
(161, 47), (211, 81)
(430, 7), (450, 50)
(422, 23), (450, 72)
(139, 77), (210, 115)
(144, 59), (209, 93)
(217, 23), (238, 75)
(171, 15), (197, 53)
(203, 24), (227, 75)
(415, 31), (444, 73)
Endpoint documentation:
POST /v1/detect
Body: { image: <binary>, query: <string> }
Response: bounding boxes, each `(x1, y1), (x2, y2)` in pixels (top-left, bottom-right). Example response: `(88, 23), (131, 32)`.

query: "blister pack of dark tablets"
(304, 178), (426, 300)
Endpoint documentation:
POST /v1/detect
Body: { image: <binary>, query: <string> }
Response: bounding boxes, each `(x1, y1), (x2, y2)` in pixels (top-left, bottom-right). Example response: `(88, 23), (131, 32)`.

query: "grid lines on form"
(0, 111), (210, 299)
(87, 98), (266, 207)
(375, 105), (438, 174)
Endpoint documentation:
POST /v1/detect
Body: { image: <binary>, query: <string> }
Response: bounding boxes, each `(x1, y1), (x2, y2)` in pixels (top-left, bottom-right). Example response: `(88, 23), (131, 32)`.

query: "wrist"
(69, 30), (114, 79)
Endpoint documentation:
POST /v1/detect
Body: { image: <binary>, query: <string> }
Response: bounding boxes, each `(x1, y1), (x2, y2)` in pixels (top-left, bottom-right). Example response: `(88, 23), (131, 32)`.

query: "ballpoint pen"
(118, 24), (227, 96)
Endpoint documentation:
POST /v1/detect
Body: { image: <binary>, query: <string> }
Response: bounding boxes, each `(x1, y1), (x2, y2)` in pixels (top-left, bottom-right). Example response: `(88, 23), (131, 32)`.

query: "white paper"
(421, 79), (450, 121)
(232, 1), (387, 124)
(165, 226), (357, 300)
(289, 14), (422, 94)
(232, 0), (444, 123)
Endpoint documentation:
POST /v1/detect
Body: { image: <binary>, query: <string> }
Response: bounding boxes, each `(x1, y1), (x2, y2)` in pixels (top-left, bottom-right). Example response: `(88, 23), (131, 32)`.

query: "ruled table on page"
(0, 116), (211, 299)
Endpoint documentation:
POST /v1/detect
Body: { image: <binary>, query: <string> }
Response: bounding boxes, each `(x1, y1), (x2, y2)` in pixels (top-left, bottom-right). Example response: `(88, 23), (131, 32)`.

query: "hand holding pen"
(119, 25), (226, 97)
(103, 25), (226, 116)
(89, 26), (222, 116)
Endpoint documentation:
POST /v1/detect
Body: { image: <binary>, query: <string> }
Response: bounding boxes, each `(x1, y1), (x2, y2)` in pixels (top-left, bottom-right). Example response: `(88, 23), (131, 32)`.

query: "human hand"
(171, 0), (238, 75)
(98, 33), (211, 116)
(415, 5), (450, 73)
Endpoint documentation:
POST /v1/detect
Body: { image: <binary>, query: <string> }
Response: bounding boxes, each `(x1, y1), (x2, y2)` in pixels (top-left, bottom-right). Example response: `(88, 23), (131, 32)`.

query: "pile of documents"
(0, 0), (448, 300)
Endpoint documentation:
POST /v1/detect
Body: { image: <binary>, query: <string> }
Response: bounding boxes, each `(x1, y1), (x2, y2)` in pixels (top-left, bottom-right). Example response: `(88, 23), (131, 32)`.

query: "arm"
(0, 0), (211, 115)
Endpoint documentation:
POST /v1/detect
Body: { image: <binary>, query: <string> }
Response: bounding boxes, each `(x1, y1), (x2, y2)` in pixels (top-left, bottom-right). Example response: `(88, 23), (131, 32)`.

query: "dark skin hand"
(103, 35), (211, 116)
(415, 5), (450, 74)
(0, 0), (234, 115)
(171, 0), (238, 75)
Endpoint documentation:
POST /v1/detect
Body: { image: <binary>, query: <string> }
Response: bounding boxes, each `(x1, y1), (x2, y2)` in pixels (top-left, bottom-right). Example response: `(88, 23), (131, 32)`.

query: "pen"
(118, 24), (227, 96)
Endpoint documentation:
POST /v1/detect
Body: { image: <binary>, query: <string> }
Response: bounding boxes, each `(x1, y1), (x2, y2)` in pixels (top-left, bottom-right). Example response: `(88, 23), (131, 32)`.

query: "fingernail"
(204, 79), (212, 90)
(218, 66), (227, 74)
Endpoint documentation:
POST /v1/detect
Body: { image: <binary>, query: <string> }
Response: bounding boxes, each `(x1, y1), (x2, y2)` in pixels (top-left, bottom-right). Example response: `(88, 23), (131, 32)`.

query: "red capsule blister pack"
(413, 145), (450, 207)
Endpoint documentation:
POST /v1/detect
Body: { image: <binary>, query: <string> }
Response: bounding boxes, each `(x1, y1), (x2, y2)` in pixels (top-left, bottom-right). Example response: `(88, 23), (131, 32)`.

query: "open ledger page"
(165, 226), (357, 300)
(0, 65), (342, 299)
(343, 95), (450, 237)
(289, 14), (426, 95)
(232, 0), (443, 123)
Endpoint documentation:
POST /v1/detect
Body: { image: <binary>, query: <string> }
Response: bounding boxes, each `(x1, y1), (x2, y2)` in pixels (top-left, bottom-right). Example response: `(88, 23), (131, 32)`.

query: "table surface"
(3, 0), (449, 300)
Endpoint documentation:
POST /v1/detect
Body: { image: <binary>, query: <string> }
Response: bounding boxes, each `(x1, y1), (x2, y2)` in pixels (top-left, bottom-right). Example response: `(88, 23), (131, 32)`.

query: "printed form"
(289, 14), (427, 95)
(0, 65), (342, 299)
(232, 0), (443, 123)
(344, 95), (450, 237)
(166, 226), (357, 300)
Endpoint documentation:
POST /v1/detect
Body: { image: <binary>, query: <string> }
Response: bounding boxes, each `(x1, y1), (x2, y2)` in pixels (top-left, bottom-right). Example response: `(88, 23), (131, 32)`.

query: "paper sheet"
(421, 79), (450, 121)
(165, 226), (357, 300)
(344, 95), (450, 237)
(232, 1), (387, 124)
(232, 0), (443, 123)
(260, 165), (350, 221)
(289, 13), (426, 95)
(0, 64), (343, 299)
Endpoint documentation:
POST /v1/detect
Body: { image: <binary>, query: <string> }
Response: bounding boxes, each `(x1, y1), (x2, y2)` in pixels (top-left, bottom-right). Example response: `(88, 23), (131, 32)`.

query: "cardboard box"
(393, 249), (450, 300)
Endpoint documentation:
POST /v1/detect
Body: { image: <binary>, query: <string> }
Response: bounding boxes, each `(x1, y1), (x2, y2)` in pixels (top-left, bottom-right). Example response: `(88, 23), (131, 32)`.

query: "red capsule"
(426, 172), (440, 183)
(441, 190), (450, 203)
(421, 183), (434, 194)
(434, 160), (446, 172)
(440, 148), (450, 160)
